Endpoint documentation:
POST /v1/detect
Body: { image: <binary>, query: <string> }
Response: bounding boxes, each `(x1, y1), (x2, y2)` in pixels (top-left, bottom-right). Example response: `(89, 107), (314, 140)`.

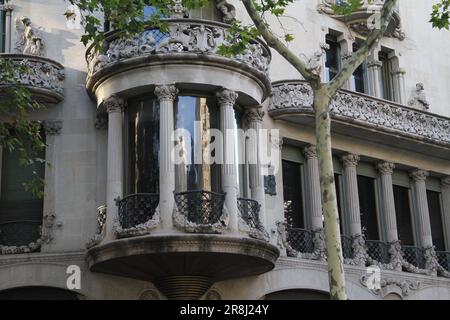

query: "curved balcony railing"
(117, 193), (159, 229)
(269, 80), (450, 148)
(237, 198), (262, 231)
(0, 54), (64, 103)
(85, 19), (271, 91)
(436, 251), (450, 272)
(366, 240), (391, 264)
(95, 205), (107, 235)
(402, 245), (425, 269)
(341, 235), (354, 260)
(0, 220), (42, 248)
(287, 228), (314, 254)
(174, 190), (226, 226)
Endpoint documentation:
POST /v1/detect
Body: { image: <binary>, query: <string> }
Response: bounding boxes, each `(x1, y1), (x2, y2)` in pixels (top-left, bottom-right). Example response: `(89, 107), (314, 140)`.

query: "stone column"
(376, 162), (398, 242)
(303, 145), (323, 230)
(367, 60), (383, 98)
(104, 96), (125, 240)
(3, 4), (13, 53)
(410, 169), (433, 248)
(341, 52), (353, 90)
(341, 154), (362, 236)
(155, 85), (178, 230)
(245, 106), (266, 228)
(217, 89), (239, 233)
(393, 68), (407, 105)
(441, 177), (450, 250)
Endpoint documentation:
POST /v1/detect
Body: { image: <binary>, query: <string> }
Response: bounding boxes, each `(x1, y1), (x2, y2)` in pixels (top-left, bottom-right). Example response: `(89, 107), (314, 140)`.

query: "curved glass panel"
(175, 96), (221, 192)
(125, 96), (160, 194)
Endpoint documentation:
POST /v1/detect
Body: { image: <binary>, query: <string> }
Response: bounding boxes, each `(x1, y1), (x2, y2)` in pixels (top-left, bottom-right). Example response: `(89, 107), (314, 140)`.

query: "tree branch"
(241, 0), (316, 83)
(326, 0), (397, 95)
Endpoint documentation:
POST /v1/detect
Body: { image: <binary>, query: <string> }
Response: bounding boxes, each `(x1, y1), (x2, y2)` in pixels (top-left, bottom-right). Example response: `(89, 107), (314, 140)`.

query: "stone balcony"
(86, 192), (279, 299)
(317, 0), (404, 40)
(85, 19), (271, 105)
(0, 54), (64, 103)
(269, 80), (450, 158)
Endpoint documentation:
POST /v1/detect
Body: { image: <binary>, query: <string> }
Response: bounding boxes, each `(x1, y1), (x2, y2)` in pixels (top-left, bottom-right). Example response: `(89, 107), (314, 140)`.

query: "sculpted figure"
(15, 16), (44, 56)
(408, 83), (430, 111)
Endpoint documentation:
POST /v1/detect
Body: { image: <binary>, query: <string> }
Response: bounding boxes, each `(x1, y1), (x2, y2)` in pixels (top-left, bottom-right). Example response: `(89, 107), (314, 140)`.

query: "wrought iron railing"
(402, 245), (425, 269)
(366, 240), (390, 264)
(174, 190), (226, 225)
(237, 198), (262, 230)
(287, 228), (314, 254)
(436, 251), (450, 272)
(117, 193), (159, 229)
(0, 220), (42, 247)
(341, 235), (353, 260)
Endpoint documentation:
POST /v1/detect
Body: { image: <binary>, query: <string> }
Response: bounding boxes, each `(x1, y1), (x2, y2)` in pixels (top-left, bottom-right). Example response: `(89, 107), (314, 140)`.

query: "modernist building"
(0, 0), (449, 300)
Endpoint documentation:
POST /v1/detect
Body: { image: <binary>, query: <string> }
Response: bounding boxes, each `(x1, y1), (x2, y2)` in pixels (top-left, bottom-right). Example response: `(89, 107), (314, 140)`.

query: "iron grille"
(287, 228), (314, 253)
(174, 190), (226, 225)
(0, 220), (42, 246)
(366, 240), (390, 264)
(402, 245), (425, 269)
(117, 193), (159, 229)
(237, 198), (262, 230)
(341, 235), (353, 259)
(436, 251), (450, 272)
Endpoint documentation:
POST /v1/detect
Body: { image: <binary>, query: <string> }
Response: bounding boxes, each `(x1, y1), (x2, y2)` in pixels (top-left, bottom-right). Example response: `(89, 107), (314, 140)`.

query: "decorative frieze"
(86, 20), (270, 79)
(361, 275), (421, 298)
(0, 55), (65, 103)
(269, 81), (450, 146)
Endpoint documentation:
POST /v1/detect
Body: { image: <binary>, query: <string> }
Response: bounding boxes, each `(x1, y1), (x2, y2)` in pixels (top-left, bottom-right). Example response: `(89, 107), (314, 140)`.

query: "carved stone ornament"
(86, 205), (107, 249)
(303, 144), (318, 160)
(344, 234), (372, 267)
(238, 215), (269, 242)
(376, 162), (395, 176)
(423, 246), (450, 278)
(264, 175), (277, 196)
(155, 84), (179, 102)
(216, 89), (238, 106)
(2, 58), (65, 97)
(379, 241), (429, 275)
(410, 169), (429, 182)
(275, 221), (300, 258)
(341, 153), (360, 167)
(139, 289), (160, 300)
(43, 120), (63, 136)
(205, 289), (222, 300)
(103, 95), (126, 113)
(114, 207), (161, 239)
(300, 49), (324, 79)
(269, 81), (450, 146)
(173, 204), (229, 234)
(245, 108), (265, 123)
(15, 16), (45, 56)
(360, 275), (421, 298)
(216, 0), (236, 24)
(303, 228), (327, 262)
(94, 113), (108, 130)
(86, 21), (270, 79)
(408, 83), (430, 111)
(169, 0), (189, 19)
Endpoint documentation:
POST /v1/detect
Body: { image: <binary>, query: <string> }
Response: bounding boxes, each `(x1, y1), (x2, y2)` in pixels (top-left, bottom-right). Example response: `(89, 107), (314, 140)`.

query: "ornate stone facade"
(269, 81), (450, 145)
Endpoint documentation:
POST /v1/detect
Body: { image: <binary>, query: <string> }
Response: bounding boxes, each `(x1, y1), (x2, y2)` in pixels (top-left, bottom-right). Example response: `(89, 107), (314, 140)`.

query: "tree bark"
(314, 87), (346, 300)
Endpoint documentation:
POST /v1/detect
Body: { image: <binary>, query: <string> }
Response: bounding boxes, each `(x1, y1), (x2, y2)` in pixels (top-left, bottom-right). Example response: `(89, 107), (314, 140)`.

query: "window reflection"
(125, 97), (160, 194)
(175, 96), (221, 192)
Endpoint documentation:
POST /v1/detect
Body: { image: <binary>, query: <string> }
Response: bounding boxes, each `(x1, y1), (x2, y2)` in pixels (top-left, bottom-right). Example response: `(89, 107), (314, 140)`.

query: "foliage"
(430, 0), (450, 30)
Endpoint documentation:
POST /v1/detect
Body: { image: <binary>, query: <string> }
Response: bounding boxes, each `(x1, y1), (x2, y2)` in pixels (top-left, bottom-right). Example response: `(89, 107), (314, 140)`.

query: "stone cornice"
(269, 81), (450, 149)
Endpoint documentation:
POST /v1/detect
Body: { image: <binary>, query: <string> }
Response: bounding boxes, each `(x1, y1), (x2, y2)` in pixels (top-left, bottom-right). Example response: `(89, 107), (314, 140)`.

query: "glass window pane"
(126, 97), (160, 194)
(282, 160), (304, 228)
(357, 175), (379, 240)
(175, 96), (221, 193)
(325, 36), (340, 82)
(427, 190), (445, 251)
(393, 185), (414, 245)
(0, 8), (5, 53)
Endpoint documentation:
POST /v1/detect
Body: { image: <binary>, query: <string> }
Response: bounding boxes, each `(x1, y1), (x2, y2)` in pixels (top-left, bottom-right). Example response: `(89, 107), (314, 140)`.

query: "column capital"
(154, 84), (178, 102)
(43, 120), (63, 136)
(216, 89), (238, 106)
(367, 60), (382, 68)
(441, 176), (450, 188)
(410, 169), (429, 182)
(303, 144), (317, 159)
(377, 161), (395, 175)
(392, 68), (406, 76)
(341, 153), (360, 167)
(245, 107), (265, 123)
(104, 95), (125, 113)
(0, 4), (14, 12)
